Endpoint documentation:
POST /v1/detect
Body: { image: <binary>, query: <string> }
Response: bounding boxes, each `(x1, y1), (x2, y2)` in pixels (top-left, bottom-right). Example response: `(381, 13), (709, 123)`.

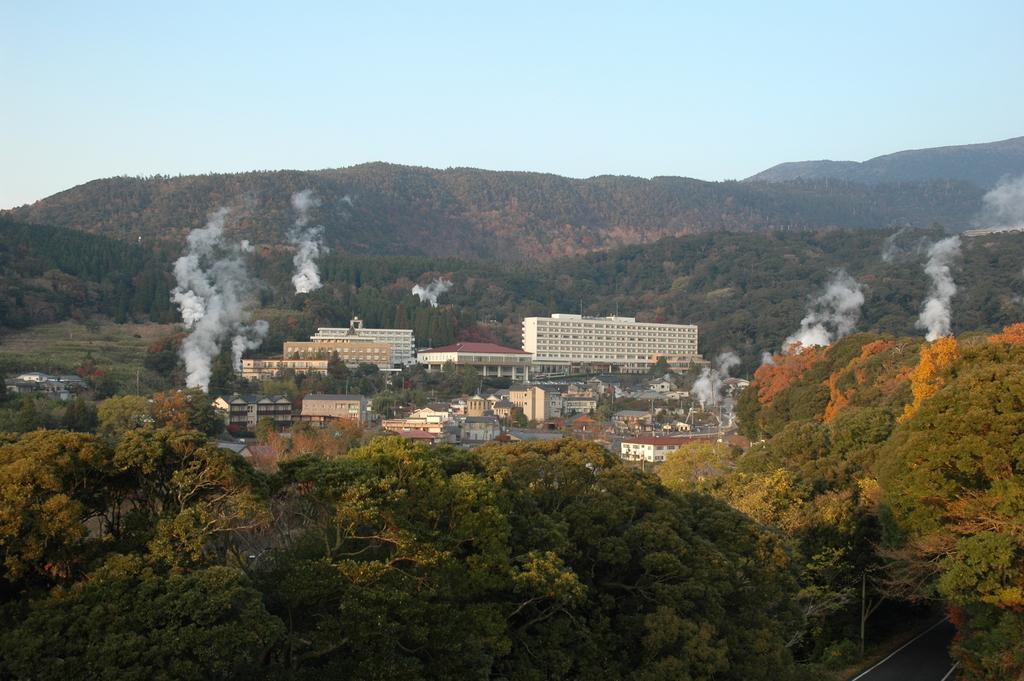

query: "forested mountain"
(0, 218), (177, 328)
(2, 164), (984, 261)
(747, 135), (1024, 188)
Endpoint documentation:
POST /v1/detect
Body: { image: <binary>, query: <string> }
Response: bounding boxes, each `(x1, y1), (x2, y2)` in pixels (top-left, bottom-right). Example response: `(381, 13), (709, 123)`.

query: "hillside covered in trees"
(678, 327), (1024, 678)
(5, 218), (1024, 378)
(0, 422), (815, 680)
(2, 164), (985, 261)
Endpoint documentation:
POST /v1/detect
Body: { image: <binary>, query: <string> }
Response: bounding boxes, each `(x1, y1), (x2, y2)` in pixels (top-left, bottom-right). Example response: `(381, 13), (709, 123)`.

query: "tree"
(151, 389), (222, 436)
(0, 430), (114, 582)
(97, 395), (152, 440)
(880, 343), (1024, 679)
(61, 396), (98, 432)
(14, 397), (41, 432)
(0, 555), (283, 681)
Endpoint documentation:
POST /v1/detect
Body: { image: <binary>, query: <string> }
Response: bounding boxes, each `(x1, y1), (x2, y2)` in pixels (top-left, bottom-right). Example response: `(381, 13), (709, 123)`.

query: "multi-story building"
(299, 394), (369, 426)
(240, 358), (329, 381)
(213, 394), (293, 430)
(417, 342), (532, 382)
(509, 385), (563, 423)
(562, 394), (598, 416)
(283, 339), (394, 370)
(620, 436), (709, 463)
(460, 416), (501, 443)
(311, 317), (415, 368)
(522, 314), (699, 373)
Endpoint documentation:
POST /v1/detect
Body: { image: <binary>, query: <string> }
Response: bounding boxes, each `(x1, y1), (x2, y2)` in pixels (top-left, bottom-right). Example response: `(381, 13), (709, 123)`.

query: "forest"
(2, 165), (985, 261)
(0, 414), (812, 680)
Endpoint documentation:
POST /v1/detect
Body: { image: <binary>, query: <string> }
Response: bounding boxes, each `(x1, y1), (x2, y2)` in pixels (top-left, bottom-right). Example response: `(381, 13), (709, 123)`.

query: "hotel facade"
(311, 317), (415, 368)
(522, 314), (700, 373)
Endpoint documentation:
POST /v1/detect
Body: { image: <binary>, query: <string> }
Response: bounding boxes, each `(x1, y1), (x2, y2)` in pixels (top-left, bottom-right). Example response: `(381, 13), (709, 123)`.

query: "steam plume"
(916, 236), (961, 341)
(692, 352), (740, 409)
(288, 189), (327, 294)
(412, 278), (453, 307)
(170, 208), (268, 391)
(977, 175), (1024, 230)
(783, 270), (864, 352)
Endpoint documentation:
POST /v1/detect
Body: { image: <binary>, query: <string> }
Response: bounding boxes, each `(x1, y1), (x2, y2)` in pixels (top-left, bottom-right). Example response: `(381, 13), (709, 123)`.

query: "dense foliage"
(0, 426), (811, 680)
(3, 164), (983, 260)
(719, 327), (1024, 677)
(0, 218), (177, 328)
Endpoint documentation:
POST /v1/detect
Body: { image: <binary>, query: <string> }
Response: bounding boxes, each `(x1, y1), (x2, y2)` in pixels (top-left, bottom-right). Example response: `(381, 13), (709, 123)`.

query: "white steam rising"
(783, 270), (864, 352)
(916, 236), (961, 341)
(170, 208), (268, 392)
(288, 189), (328, 294)
(978, 175), (1024, 230)
(692, 352), (740, 409)
(412, 278), (453, 307)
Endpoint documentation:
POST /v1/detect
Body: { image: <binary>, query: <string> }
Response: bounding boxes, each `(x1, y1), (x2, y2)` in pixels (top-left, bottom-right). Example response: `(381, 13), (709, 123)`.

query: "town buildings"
(213, 394), (293, 430)
(283, 339), (394, 370)
(619, 435), (708, 463)
(239, 358), (329, 381)
(311, 317), (415, 368)
(522, 313), (700, 373)
(417, 342), (532, 381)
(509, 385), (563, 423)
(299, 394), (369, 426)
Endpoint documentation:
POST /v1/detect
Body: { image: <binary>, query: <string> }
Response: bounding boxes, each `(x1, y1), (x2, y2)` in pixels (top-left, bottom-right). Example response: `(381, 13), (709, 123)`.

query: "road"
(849, 618), (957, 681)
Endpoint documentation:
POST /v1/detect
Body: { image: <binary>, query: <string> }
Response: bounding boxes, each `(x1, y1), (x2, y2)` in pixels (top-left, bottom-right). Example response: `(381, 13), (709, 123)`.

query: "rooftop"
(623, 436), (715, 446)
(421, 342), (529, 355)
(303, 393), (366, 402)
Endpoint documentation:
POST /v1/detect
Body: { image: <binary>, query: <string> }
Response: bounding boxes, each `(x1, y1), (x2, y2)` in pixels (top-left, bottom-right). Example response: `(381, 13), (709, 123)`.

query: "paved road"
(849, 618), (957, 681)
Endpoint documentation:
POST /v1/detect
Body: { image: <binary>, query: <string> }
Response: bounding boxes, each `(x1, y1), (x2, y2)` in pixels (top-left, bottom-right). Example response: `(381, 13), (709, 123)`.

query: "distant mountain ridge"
(747, 135), (1024, 187)
(1, 164), (983, 261)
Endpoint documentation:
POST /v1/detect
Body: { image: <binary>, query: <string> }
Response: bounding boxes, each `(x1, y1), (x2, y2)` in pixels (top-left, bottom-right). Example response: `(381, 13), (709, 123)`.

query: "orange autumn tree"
(988, 322), (1024, 345)
(823, 340), (896, 423)
(755, 345), (825, 406)
(898, 336), (959, 423)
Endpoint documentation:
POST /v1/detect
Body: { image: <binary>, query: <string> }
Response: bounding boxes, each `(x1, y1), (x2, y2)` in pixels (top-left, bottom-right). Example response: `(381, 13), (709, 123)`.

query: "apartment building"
(311, 317), (416, 367)
(509, 385), (563, 422)
(240, 358), (329, 381)
(283, 339), (394, 370)
(299, 394), (369, 426)
(418, 342), (532, 381)
(522, 314), (699, 373)
(213, 394), (293, 430)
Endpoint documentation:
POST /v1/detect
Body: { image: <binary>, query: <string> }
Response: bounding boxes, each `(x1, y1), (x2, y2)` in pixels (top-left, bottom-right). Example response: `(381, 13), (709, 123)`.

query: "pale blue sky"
(2, 1), (1022, 208)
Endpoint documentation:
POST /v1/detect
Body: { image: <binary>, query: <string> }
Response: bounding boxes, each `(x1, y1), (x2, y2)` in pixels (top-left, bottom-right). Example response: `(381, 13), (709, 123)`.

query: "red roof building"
(418, 342), (532, 381)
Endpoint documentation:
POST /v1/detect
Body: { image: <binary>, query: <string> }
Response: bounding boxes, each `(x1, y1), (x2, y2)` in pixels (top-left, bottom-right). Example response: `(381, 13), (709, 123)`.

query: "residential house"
(620, 436), (711, 463)
(612, 410), (654, 432)
(460, 415), (501, 443)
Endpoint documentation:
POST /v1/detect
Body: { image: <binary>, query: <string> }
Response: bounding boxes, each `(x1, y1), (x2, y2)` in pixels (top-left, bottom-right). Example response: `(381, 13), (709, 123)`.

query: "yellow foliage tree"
(898, 336), (959, 423)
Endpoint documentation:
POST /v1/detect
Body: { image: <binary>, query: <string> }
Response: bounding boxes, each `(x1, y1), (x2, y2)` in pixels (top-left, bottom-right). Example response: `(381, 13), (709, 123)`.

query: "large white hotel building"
(522, 314), (700, 373)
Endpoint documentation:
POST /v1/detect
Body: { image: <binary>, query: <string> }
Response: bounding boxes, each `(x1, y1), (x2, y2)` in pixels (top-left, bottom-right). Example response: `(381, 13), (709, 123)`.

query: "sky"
(2, 0), (1022, 208)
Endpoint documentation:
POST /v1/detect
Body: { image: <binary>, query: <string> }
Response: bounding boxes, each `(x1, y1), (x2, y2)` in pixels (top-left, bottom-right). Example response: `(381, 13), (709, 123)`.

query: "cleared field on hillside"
(0, 319), (178, 392)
